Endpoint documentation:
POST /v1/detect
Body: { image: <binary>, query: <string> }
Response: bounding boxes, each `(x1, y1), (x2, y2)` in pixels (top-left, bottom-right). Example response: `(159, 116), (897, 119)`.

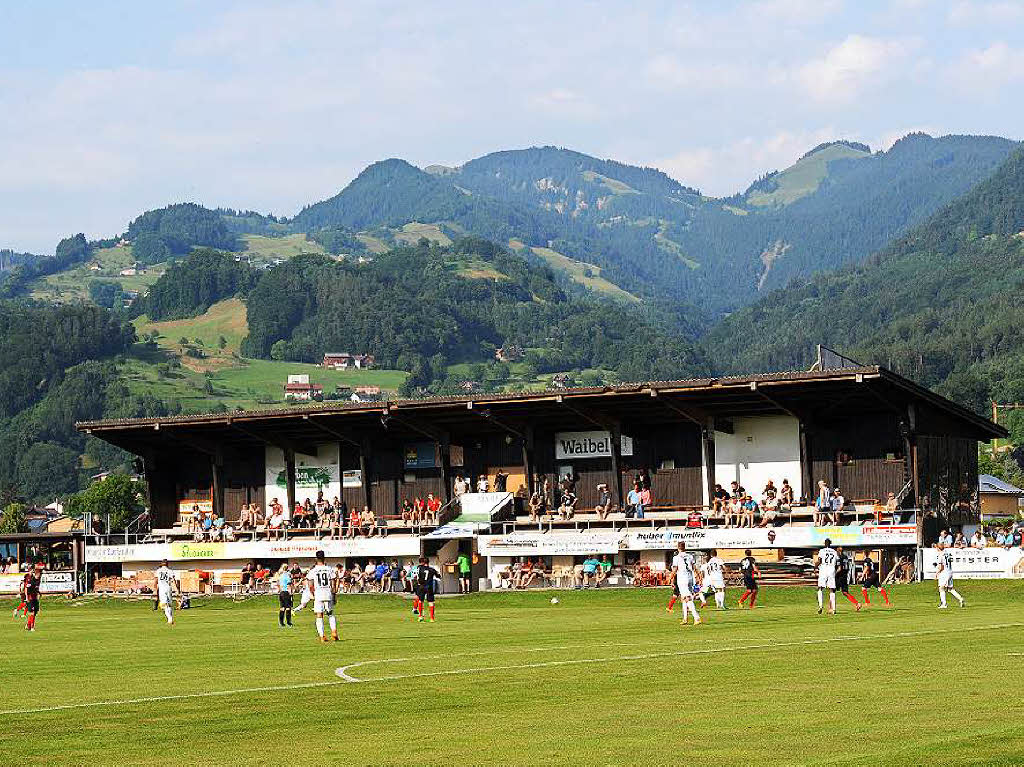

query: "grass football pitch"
(2, 582), (1023, 765)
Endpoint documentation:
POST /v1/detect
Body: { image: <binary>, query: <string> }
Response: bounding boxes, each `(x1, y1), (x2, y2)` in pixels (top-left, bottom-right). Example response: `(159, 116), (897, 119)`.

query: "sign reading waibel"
(554, 430), (633, 460)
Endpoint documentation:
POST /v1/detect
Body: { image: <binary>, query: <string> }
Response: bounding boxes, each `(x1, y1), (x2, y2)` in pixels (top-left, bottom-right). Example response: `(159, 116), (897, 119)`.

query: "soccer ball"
(550, 597), (559, 605)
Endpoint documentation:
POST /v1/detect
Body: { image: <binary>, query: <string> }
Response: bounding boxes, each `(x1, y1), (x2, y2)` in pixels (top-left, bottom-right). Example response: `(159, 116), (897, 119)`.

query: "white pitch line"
(335, 621), (1024, 683)
(3, 621), (1021, 716)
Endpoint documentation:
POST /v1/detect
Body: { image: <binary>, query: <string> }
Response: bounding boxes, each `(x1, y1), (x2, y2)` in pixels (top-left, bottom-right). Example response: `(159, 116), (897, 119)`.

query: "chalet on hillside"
(323, 352), (376, 370)
(284, 374), (323, 401)
(350, 385), (382, 403)
(495, 345), (523, 363)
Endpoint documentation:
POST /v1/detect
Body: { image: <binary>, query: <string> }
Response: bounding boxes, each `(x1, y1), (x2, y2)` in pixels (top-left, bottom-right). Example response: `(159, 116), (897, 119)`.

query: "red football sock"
(844, 592), (859, 606)
(861, 588), (870, 605)
(26, 614), (35, 630)
(428, 604), (435, 620)
(880, 588), (890, 605)
(749, 591), (757, 608)
(413, 598), (421, 615)
(739, 590), (750, 604)
(667, 596), (678, 611)
(16, 601), (25, 614)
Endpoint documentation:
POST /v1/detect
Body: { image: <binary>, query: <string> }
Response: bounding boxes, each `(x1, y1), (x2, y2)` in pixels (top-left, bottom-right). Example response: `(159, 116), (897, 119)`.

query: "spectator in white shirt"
(970, 530), (986, 549)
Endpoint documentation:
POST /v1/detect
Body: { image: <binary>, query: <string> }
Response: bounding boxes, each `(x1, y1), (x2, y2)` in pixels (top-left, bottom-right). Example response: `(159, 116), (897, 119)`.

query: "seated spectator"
(250, 503), (265, 529)
(640, 485), (652, 515)
(315, 492), (330, 520)
(374, 560), (389, 592)
(594, 484), (614, 519)
(938, 529), (954, 547)
(292, 502), (309, 529)
(401, 499), (414, 525)
(712, 483), (730, 515)
(1010, 527), (1023, 549)
(241, 561), (255, 592)
(267, 508), (284, 540)
(528, 491), (546, 522)
(253, 564), (270, 590)
(758, 496), (780, 527)
(970, 529), (987, 548)
(724, 496), (741, 528)
(518, 559), (541, 589)
(779, 479), (794, 508)
(238, 504), (252, 531)
(598, 555), (614, 585)
(425, 493), (441, 525)
(361, 506), (379, 538)
(762, 480), (777, 505)
(453, 474), (468, 498)
(200, 512), (214, 540)
(626, 482), (643, 519)
(579, 556), (601, 588)
(814, 480), (830, 526)
(687, 508), (704, 528)
(828, 487), (845, 526)
(558, 491), (577, 520)
(413, 496), (426, 526)
(740, 495), (758, 528)
(954, 531), (967, 548)
(190, 504), (203, 534)
(477, 474), (489, 493)
(347, 506), (362, 538)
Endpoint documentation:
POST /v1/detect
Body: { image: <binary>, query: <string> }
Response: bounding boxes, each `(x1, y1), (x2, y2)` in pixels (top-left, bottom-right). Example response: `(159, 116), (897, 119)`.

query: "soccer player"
(307, 550), (340, 642)
(815, 538), (838, 615)
(935, 542), (965, 609)
(277, 564), (293, 627)
(671, 542), (702, 626)
(835, 546), (860, 611)
(413, 556), (441, 622)
(666, 570), (682, 613)
(859, 555), (890, 606)
(155, 559), (177, 625)
(22, 564), (42, 631)
(699, 548), (727, 609)
(293, 568), (313, 613)
(738, 549), (760, 608)
(13, 570), (30, 620)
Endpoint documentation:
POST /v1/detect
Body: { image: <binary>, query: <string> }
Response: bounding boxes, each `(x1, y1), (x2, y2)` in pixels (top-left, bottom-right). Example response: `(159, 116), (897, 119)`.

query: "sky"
(1, 0), (1023, 253)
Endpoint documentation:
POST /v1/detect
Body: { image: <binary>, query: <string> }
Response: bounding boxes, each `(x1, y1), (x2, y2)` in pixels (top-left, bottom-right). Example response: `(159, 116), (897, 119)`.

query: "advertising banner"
(40, 571), (76, 593)
(265, 443), (341, 506)
(619, 524), (916, 550)
(0, 573), (23, 594)
(87, 543), (170, 563)
(554, 431), (634, 460)
(478, 532), (621, 556)
(87, 537), (420, 563)
(178, 499), (212, 517)
(921, 547), (1024, 579)
(456, 492), (513, 522)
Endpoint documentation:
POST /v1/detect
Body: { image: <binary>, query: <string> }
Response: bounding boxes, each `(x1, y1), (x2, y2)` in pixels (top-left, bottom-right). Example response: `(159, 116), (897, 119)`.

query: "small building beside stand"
(76, 361), (1005, 590)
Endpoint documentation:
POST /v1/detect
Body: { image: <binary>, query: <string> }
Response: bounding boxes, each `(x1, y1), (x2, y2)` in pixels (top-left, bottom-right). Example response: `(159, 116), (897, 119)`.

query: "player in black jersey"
(738, 549), (760, 608)
(413, 556), (441, 623)
(23, 563), (42, 631)
(835, 546), (861, 611)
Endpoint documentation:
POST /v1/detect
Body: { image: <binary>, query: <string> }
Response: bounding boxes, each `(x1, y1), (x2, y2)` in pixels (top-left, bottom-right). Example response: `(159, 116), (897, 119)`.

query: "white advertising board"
(921, 547), (1024, 579)
(554, 431), (634, 460)
(86, 537), (419, 563)
(265, 443), (341, 507)
(478, 532), (622, 556)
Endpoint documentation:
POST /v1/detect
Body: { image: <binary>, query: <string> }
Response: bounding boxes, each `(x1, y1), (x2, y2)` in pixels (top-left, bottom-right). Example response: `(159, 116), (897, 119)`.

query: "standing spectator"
(455, 550), (472, 593)
(453, 474), (468, 498)
(626, 482), (643, 519)
(762, 480), (777, 504)
(542, 475), (553, 508)
(636, 468), (652, 491)
(814, 481), (831, 526)
(493, 469), (509, 493)
(528, 491), (546, 522)
(477, 474), (489, 493)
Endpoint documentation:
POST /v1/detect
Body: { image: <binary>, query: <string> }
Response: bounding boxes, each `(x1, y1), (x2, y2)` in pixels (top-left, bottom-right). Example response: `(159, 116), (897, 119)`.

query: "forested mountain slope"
(705, 146), (1024, 413)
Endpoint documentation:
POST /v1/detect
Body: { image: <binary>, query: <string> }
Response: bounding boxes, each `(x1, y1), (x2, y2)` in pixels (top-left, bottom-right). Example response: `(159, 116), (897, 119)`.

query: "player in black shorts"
(859, 556), (891, 606)
(738, 549), (760, 608)
(23, 563), (42, 632)
(413, 556), (440, 623)
(835, 546), (861, 611)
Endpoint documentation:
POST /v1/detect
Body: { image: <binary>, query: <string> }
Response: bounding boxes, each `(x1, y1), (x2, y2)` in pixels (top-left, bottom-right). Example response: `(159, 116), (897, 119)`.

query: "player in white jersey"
(934, 542), (965, 609)
(671, 542), (702, 626)
(293, 569), (313, 613)
(154, 559), (177, 625)
(699, 548), (727, 609)
(815, 539), (838, 615)
(305, 550), (339, 642)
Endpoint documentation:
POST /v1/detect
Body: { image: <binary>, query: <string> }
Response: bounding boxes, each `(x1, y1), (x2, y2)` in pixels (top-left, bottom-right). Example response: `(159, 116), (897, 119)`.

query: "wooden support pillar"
(360, 440), (372, 510)
(439, 434), (452, 504)
(799, 423), (812, 505)
(610, 422), (624, 509)
(211, 456), (224, 520)
(522, 426), (535, 497)
(702, 417), (716, 508)
(284, 448), (296, 515)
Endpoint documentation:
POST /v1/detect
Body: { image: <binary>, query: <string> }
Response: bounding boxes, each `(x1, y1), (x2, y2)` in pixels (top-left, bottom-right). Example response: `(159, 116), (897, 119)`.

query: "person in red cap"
(23, 563), (43, 631)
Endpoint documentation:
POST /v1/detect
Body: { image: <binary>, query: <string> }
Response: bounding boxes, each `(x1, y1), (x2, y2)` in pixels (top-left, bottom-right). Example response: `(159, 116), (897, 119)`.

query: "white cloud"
(654, 128), (840, 196)
(951, 42), (1024, 91)
(798, 35), (918, 103)
(948, 1), (1024, 26)
(744, 0), (844, 23)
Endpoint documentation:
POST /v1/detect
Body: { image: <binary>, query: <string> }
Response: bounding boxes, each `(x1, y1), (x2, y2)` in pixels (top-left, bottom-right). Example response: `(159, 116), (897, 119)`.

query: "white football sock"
(949, 588), (964, 605)
(328, 614), (337, 633)
(829, 592), (836, 613)
(817, 590), (823, 609)
(939, 590), (947, 607)
(164, 606), (173, 623)
(315, 616), (325, 637)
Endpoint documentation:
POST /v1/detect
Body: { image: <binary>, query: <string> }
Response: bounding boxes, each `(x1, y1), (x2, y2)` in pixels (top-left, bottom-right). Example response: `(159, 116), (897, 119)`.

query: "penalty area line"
(335, 621), (1024, 684)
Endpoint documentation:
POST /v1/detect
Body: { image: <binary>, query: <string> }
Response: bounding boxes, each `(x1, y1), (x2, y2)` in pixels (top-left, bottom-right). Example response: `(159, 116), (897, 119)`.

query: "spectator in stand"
(970, 529), (987, 548)
(636, 468), (651, 492)
(528, 490), (546, 522)
(938, 529), (954, 547)
(413, 496), (426, 526)
(558, 491), (577, 520)
(723, 495), (741, 528)
(315, 492), (330, 522)
(493, 469), (509, 492)
(687, 508), (705, 528)
(374, 560), (389, 592)
(200, 512), (214, 541)
(267, 506), (284, 540)
(626, 482), (643, 519)
(814, 481), (830, 526)
(594, 483), (614, 520)
(712, 484), (730, 515)
(211, 513), (225, 541)
(347, 505), (362, 538)
(730, 481), (744, 500)
(640, 484), (652, 515)
(1011, 527), (1023, 549)
(780, 479), (794, 509)
(829, 488), (845, 526)
(884, 491), (899, 519)
(425, 493), (441, 524)
(758, 494), (780, 527)
(477, 475), (489, 493)
(740, 495), (758, 528)
(453, 474), (468, 498)
(292, 501), (308, 530)
(401, 499), (415, 525)
(387, 560), (401, 593)
(762, 480), (777, 505)
(361, 506), (379, 538)
(190, 504), (203, 534)
(580, 555), (602, 588)
(954, 531), (967, 548)
(238, 504), (252, 531)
